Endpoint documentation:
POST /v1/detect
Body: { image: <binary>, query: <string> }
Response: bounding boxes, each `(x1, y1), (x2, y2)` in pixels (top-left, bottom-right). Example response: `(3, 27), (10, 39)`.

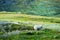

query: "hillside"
(0, 0), (60, 17)
(0, 13), (60, 40)
(0, 12), (60, 23)
(0, 13), (60, 31)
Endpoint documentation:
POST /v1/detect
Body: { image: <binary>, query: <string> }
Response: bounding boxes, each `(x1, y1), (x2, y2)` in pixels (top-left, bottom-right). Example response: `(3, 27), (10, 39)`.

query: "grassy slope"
(0, 30), (60, 40)
(0, 12), (60, 40)
(0, 12), (60, 30)
(0, 0), (60, 17)
(0, 12), (60, 23)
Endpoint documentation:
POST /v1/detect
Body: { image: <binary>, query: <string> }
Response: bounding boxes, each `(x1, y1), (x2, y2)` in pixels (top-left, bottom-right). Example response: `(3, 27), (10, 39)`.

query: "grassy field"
(0, 30), (60, 40)
(0, 12), (60, 40)
(0, 12), (60, 23)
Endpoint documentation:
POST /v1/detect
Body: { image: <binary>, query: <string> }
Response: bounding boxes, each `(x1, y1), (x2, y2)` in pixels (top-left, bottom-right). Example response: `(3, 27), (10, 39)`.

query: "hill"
(0, 12), (60, 40)
(0, 0), (60, 17)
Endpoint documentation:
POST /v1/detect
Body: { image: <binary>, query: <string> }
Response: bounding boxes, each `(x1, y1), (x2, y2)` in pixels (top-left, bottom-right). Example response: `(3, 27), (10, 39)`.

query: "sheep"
(34, 25), (43, 30)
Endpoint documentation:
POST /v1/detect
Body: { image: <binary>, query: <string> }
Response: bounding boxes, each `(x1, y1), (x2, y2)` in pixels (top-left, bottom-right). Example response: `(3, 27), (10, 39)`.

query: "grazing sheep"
(34, 25), (43, 30)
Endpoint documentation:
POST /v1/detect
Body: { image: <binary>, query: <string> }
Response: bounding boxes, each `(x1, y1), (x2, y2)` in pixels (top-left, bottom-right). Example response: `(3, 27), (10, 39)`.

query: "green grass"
(0, 30), (60, 40)
(0, 12), (60, 23)
(0, 12), (60, 40)
(0, 12), (60, 30)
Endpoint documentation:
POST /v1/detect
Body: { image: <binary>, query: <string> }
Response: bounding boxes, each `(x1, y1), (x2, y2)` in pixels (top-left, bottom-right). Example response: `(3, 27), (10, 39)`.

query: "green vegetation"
(0, 0), (60, 40)
(0, 30), (60, 40)
(0, 12), (60, 23)
(0, 0), (60, 17)
(0, 12), (60, 40)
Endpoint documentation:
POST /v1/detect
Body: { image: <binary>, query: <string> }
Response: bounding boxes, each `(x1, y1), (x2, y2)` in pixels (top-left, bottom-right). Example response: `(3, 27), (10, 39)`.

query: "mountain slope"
(0, 0), (60, 17)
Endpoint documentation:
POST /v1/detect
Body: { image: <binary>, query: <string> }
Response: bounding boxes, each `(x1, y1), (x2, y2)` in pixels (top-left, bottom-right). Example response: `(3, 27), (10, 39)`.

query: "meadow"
(0, 12), (60, 23)
(0, 12), (60, 40)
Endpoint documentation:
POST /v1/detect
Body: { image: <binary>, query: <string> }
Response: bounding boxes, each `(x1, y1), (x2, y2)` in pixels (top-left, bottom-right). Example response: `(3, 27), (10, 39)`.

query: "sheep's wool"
(34, 25), (42, 30)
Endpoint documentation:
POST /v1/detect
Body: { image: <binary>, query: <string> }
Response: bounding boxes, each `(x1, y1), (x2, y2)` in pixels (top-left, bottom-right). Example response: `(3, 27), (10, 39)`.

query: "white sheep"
(34, 25), (43, 30)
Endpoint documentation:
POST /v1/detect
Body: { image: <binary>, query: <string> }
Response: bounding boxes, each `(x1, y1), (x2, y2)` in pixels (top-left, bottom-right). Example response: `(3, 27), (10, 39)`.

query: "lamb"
(34, 25), (43, 30)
